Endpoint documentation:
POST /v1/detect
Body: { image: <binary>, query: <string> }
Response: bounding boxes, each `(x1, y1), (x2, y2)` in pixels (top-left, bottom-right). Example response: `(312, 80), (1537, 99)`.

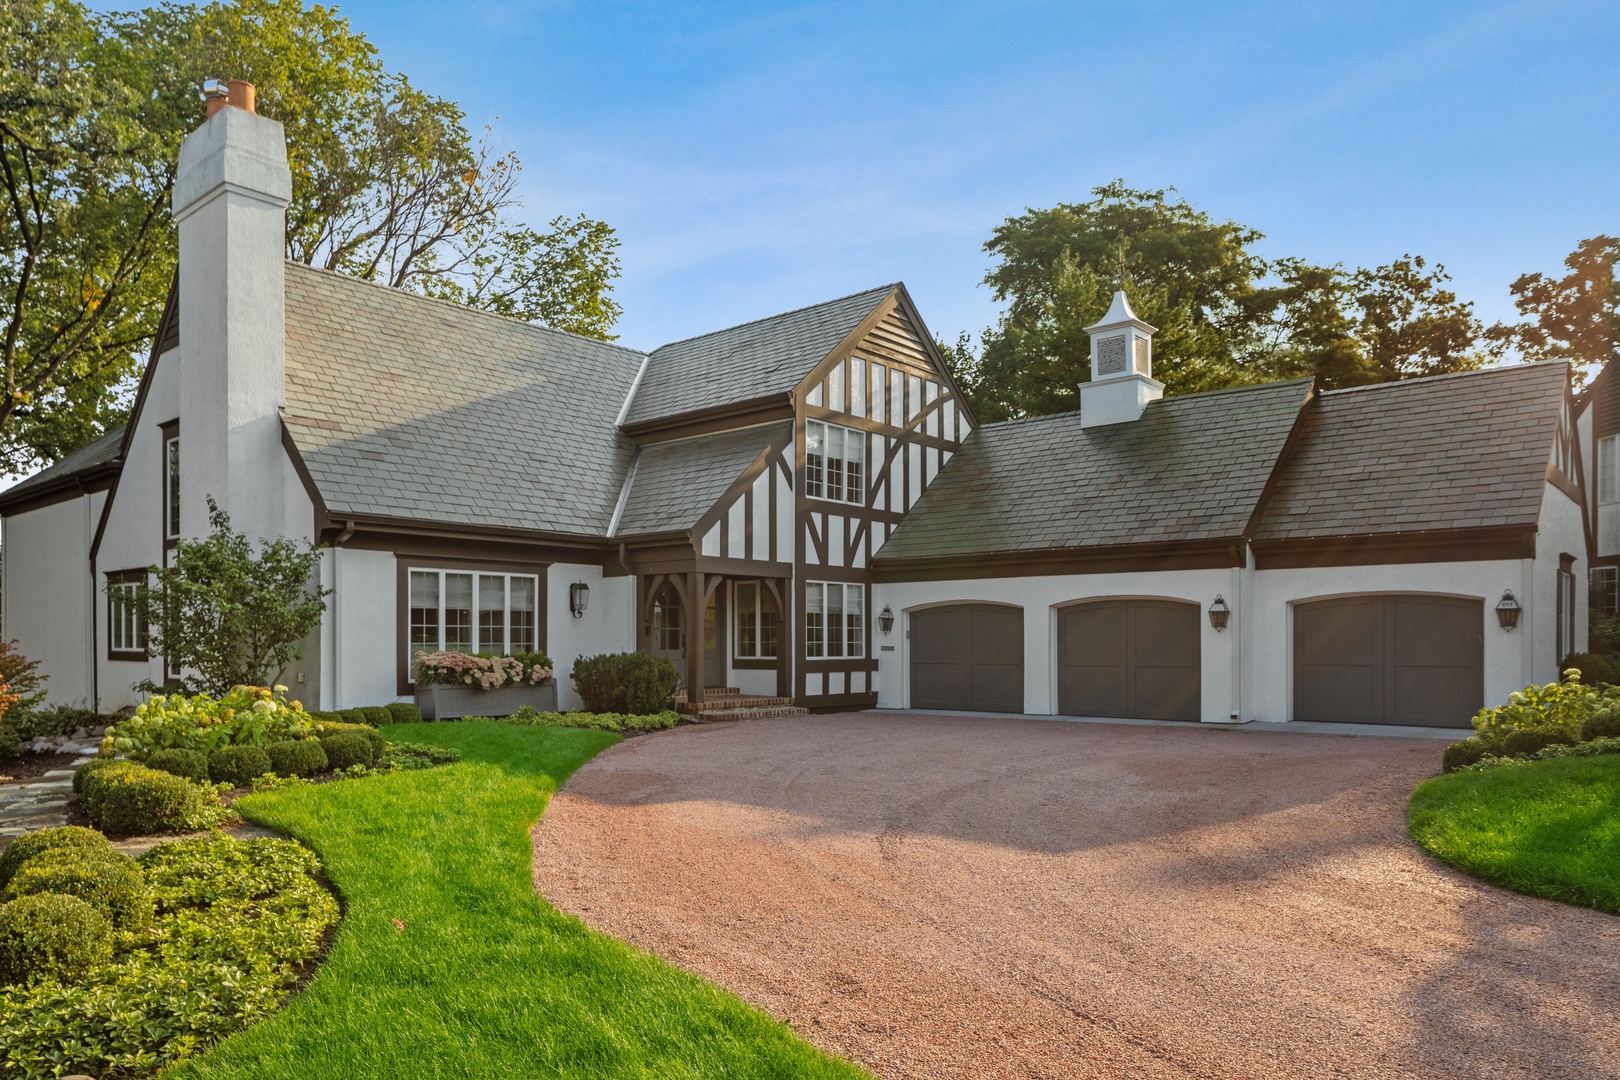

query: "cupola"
(1079, 290), (1163, 427)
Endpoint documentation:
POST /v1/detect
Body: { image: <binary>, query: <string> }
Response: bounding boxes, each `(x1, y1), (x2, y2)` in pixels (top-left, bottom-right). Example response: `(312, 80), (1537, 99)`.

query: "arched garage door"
(1294, 595), (1482, 727)
(1058, 599), (1201, 721)
(910, 604), (1024, 713)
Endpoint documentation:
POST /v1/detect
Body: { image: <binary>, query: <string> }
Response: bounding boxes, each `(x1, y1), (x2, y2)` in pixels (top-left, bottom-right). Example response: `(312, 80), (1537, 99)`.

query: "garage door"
(1294, 595), (1482, 727)
(910, 604), (1024, 713)
(1058, 599), (1201, 721)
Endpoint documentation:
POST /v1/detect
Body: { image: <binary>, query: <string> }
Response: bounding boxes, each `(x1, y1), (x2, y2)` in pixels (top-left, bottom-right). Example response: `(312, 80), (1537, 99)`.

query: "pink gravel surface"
(531, 712), (1620, 1080)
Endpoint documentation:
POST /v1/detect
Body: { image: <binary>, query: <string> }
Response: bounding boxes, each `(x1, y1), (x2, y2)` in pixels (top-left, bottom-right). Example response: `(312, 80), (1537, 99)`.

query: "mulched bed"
(0, 751), (83, 782)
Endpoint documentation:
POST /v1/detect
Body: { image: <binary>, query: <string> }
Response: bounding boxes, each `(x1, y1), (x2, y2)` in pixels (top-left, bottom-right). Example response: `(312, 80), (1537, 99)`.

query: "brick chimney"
(1079, 290), (1163, 427)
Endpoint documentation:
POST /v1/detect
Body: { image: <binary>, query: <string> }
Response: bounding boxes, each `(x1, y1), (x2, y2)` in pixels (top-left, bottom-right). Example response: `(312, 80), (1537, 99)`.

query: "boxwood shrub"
(146, 747), (209, 784)
(339, 708), (369, 725)
(385, 701), (422, 723)
(0, 892), (110, 986)
(319, 731), (374, 771)
(1582, 709), (1620, 741)
(0, 826), (111, 891)
(313, 720), (385, 759)
(266, 738), (327, 778)
(360, 706), (390, 726)
(209, 744), (273, 787)
(1501, 727), (1577, 758)
(71, 757), (121, 796)
(571, 652), (680, 714)
(1441, 737), (1493, 773)
(3, 846), (151, 931)
(83, 762), (216, 837)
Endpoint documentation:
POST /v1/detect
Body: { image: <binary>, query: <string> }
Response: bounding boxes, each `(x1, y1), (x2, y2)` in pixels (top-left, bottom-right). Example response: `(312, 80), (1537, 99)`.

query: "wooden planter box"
(415, 681), (557, 721)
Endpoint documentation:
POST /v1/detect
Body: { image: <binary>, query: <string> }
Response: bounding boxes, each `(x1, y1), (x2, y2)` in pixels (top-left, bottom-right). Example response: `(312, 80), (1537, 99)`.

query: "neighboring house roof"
(280, 264), (646, 537)
(0, 425), (127, 513)
(624, 285), (896, 427)
(1252, 363), (1568, 541)
(612, 421), (790, 537)
(877, 379), (1315, 561)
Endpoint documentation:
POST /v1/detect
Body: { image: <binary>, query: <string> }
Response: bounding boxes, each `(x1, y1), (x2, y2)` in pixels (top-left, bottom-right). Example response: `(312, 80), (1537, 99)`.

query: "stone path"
(0, 757), (96, 840)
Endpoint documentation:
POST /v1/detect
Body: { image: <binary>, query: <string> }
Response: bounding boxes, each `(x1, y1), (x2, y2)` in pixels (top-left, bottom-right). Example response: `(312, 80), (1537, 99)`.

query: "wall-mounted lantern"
(569, 582), (590, 619)
(878, 605), (895, 635)
(1208, 595), (1230, 631)
(1496, 590), (1521, 631)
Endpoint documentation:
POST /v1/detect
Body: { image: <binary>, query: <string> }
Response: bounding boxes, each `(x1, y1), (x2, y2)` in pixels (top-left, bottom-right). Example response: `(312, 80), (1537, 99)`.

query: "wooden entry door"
(1294, 595), (1481, 727)
(704, 589), (726, 688)
(1058, 599), (1201, 721)
(910, 604), (1024, 713)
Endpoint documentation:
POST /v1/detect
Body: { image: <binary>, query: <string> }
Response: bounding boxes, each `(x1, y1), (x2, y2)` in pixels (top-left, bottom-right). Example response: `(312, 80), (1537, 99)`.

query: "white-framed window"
(164, 434), (180, 539)
(106, 570), (147, 658)
(734, 581), (779, 659)
(1591, 566), (1618, 617)
(1601, 435), (1619, 504)
(407, 568), (539, 678)
(805, 420), (865, 504)
(805, 581), (863, 658)
(1558, 558), (1577, 660)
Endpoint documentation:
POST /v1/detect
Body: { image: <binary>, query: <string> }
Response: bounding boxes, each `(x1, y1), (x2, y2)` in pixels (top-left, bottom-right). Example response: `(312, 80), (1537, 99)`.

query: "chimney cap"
(1083, 289), (1158, 335)
(200, 78), (256, 118)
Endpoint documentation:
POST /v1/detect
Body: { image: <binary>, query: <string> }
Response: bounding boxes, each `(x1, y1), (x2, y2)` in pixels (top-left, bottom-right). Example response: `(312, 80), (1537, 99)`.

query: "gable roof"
(623, 285), (896, 427)
(612, 421), (789, 538)
(0, 425), (127, 513)
(876, 379), (1315, 561)
(1251, 363), (1568, 541)
(280, 263), (645, 537)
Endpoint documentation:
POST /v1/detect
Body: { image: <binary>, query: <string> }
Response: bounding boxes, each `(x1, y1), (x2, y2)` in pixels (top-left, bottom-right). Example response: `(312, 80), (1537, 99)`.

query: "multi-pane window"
(1601, 436), (1619, 504)
(805, 581), (863, 658)
(106, 571), (147, 658)
(1591, 567), (1618, 618)
(805, 421), (865, 504)
(164, 435), (180, 538)
(650, 586), (683, 650)
(1558, 561), (1576, 660)
(734, 581), (779, 659)
(407, 568), (539, 679)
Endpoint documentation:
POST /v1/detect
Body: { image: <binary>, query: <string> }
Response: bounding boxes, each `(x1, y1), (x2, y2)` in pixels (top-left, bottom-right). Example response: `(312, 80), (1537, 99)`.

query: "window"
(1558, 555), (1576, 660)
(107, 570), (147, 660)
(734, 581), (779, 659)
(1591, 567), (1618, 617)
(164, 434), (180, 539)
(805, 581), (863, 658)
(407, 568), (540, 680)
(805, 421), (865, 504)
(1602, 436), (1619, 504)
(650, 585), (684, 650)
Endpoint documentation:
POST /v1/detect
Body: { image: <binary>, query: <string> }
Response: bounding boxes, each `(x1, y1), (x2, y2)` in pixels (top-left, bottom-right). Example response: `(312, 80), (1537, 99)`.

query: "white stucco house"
(0, 86), (1591, 728)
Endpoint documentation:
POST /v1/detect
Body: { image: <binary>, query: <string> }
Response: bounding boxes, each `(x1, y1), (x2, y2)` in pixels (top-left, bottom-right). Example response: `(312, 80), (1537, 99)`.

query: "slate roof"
(280, 263), (645, 537)
(0, 425), (126, 508)
(624, 285), (895, 427)
(1252, 363), (1567, 540)
(612, 422), (789, 537)
(876, 379), (1314, 560)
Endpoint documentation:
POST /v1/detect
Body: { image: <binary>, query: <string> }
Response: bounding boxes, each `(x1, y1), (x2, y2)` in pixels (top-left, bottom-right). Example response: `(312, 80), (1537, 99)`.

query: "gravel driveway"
(532, 713), (1620, 1079)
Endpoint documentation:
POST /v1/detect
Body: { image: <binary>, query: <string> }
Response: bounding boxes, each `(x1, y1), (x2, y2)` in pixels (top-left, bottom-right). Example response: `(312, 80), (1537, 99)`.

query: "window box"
(416, 680), (557, 721)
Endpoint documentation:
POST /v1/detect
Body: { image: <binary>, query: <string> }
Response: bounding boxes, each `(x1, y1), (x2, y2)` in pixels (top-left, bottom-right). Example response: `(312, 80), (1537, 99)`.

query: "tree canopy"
(1, 0), (622, 476)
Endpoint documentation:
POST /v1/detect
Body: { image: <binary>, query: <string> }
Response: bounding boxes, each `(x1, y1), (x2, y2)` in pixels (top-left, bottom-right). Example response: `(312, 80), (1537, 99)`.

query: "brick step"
(676, 695), (794, 715)
(694, 705), (809, 723)
(672, 687), (740, 703)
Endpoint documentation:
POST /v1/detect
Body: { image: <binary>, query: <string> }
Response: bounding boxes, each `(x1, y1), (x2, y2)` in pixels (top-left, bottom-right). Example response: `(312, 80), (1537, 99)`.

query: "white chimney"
(172, 82), (292, 545)
(1080, 290), (1162, 427)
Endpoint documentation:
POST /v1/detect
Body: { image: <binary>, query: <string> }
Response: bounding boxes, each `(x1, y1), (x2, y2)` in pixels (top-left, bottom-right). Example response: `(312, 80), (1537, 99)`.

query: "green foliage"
(504, 706), (679, 734)
(0, 826), (110, 890)
(1485, 235), (1618, 382)
(0, 834), (338, 1077)
(266, 739), (326, 778)
(0, 641), (47, 717)
(360, 706), (391, 726)
(146, 746), (209, 783)
(1441, 737), (1491, 774)
(1558, 651), (1618, 686)
(0, 893), (110, 987)
(1458, 735), (1620, 773)
(311, 719), (384, 759)
(318, 732), (373, 771)
(1469, 669), (1617, 744)
(208, 744), (272, 787)
(384, 701), (421, 724)
(131, 503), (328, 695)
(72, 757), (121, 796)
(83, 761), (225, 837)
(377, 741), (460, 770)
(1501, 728), (1578, 759)
(1582, 709), (1620, 742)
(110, 684), (314, 756)
(570, 652), (680, 715)
(339, 708), (368, 724)
(4, 846), (151, 931)
(251, 771), (313, 793)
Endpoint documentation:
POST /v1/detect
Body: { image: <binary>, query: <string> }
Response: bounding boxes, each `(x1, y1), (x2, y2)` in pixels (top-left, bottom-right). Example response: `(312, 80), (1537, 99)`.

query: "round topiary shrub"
(146, 747), (208, 784)
(1502, 728), (1577, 759)
(91, 765), (203, 838)
(1559, 652), (1619, 686)
(385, 701), (422, 724)
(79, 760), (144, 820)
(72, 757), (121, 796)
(1582, 709), (1620, 742)
(0, 826), (111, 890)
(339, 708), (369, 725)
(4, 846), (151, 930)
(208, 744), (272, 787)
(319, 731), (375, 771)
(0, 892), (110, 986)
(360, 706), (390, 726)
(266, 739), (327, 778)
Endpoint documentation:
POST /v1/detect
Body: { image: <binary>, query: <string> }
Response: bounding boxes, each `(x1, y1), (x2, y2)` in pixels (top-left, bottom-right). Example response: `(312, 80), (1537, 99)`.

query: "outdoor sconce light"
(1496, 590), (1521, 631)
(1208, 595), (1230, 631)
(569, 582), (590, 619)
(878, 605), (895, 634)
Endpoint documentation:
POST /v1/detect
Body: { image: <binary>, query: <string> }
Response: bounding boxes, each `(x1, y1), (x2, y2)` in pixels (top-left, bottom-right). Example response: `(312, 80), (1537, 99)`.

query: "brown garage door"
(1058, 599), (1201, 721)
(910, 604), (1024, 713)
(1294, 595), (1482, 727)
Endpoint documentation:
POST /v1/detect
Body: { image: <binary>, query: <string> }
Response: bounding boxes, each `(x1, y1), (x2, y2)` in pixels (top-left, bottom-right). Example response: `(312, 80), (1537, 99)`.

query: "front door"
(704, 589), (726, 689)
(650, 584), (685, 680)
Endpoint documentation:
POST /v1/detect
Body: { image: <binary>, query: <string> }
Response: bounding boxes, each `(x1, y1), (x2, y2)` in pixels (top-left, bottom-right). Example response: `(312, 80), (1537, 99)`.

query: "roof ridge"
(284, 261), (650, 358)
(980, 376), (1314, 431)
(650, 283), (898, 353)
(1320, 361), (1565, 396)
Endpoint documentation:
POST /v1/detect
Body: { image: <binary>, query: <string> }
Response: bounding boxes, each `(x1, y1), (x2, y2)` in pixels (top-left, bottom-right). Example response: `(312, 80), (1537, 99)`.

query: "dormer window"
(806, 420), (865, 504)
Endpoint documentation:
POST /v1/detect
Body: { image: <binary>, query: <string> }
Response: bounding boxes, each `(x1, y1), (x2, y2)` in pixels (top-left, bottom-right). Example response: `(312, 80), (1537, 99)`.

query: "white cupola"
(1079, 289), (1163, 427)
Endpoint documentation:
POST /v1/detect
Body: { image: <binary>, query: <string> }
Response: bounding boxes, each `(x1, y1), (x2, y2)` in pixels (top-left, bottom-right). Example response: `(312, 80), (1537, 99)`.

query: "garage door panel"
(1060, 665), (1127, 717)
(910, 604), (1023, 713)
(1390, 666), (1482, 725)
(1060, 599), (1200, 721)
(1133, 663), (1201, 720)
(1296, 663), (1381, 723)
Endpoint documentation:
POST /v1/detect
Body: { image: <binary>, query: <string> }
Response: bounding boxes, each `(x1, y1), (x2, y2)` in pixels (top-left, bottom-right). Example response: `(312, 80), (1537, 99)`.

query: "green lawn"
(170, 722), (868, 1079)
(1408, 753), (1620, 914)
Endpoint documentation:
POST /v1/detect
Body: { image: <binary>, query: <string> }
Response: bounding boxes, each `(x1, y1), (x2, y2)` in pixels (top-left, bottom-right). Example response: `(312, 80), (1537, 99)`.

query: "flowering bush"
(1469, 669), (1620, 744)
(412, 650), (552, 689)
(106, 686), (314, 758)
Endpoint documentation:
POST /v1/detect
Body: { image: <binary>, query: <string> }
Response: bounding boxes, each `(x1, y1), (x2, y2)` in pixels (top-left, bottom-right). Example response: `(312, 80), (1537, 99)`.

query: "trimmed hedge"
(83, 762), (212, 837)
(1501, 728), (1577, 758)
(385, 701), (422, 724)
(0, 826), (110, 891)
(267, 739), (327, 778)
(339, 708), (369, 725)
(71, 757), (121, 795)
(314, 720), (385, 759)
(360, 706), (390, 726)
(1441, 737), (1492, 773)
(209, 744), (273, 787)
(146, 747), (208, 784)
(0, 893), (110, 986)
(1583, 709), (1620, 741)
(4, 846), (151, 931)
(571, 652), (680, 714)
(1560, 651), (1619, 686)
(320, 731), (374, 771)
